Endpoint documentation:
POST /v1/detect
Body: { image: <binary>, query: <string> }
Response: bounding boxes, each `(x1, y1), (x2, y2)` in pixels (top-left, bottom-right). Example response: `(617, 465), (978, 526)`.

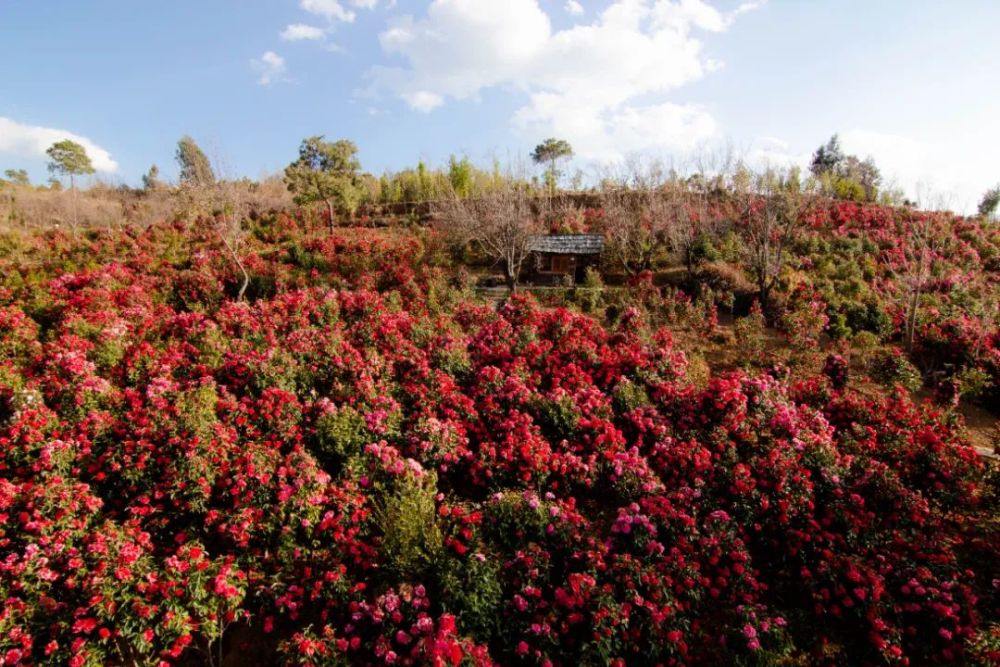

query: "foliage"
(3, 169), (30, 187)
(142, 164), (164, 191)
(175, 135), (215, 187)
(810, 134), (882, 202)
(979, 184), (1000, 219)
(45, 140), (95, 186)
(531, 138), (574, 195)
(869, 348), (923, 392)
(284, 136), (363, 224)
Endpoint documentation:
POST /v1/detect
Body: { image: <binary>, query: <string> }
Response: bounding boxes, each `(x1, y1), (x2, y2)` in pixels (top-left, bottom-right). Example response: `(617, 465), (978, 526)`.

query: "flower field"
(0, 209), (997, 666)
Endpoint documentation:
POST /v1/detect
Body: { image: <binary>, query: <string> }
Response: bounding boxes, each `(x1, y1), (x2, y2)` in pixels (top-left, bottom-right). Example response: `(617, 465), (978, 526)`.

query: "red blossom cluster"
(0, 216), (996, 666)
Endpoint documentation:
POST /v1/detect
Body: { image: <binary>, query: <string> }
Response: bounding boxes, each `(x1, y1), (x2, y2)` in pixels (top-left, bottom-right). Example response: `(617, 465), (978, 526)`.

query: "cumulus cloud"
(251, 51), (288, 85)
(371, 0), (762, 160)
(281, 23), (326, 41)
(565, 0), (584, 15)
(0, 117), (118, 173)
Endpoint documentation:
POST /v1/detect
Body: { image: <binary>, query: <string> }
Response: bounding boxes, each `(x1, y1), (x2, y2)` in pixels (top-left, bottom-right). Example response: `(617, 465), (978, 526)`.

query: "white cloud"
(281, 23), (326, 41)
(565, 0), (584, 15)
(402, 90), (444, 112)
(301, 0), (356, 23)
(299, 0), (383, 22)
(0, 117), (118, 173)
(251, 51), (288, 86)
(372, 0), (762, 161)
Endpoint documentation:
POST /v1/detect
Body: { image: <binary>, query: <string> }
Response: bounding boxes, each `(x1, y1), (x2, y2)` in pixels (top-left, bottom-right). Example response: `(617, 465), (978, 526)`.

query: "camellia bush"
(0, 214), (997, 666)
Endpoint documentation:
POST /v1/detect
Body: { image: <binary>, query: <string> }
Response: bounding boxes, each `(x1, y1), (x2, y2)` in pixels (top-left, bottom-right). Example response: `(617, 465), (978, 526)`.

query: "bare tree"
(438, 183), (544, 291)
(660, 182), (716, 278)
(212, 179), (251, 301)
(183, 153), (253, 302)
(896, 213), (939, 352)
(599, 187), (655, 276)
(739, 170), (811, 311)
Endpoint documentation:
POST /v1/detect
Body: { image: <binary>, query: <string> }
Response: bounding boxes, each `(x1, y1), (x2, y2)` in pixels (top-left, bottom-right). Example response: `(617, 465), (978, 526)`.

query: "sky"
(1, 0), (998, 212)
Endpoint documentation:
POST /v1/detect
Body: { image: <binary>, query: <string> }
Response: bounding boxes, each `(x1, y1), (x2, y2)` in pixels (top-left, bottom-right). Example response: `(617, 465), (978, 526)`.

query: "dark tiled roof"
(529, 234), (604, 255)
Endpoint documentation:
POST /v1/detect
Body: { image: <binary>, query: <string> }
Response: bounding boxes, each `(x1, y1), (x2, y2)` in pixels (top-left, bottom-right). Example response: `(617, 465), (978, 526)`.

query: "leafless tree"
(896, 213), (939, 352)
(438, 183), (545, 291)
(739, 170), (812, 311)
(212, 179), (251, 301)
(660, 181), (716, 277)
(599, 187), (655, 276)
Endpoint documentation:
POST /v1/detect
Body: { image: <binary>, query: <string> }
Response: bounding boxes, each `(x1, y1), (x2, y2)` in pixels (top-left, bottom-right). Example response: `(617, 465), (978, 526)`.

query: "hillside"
(0, 198), (997, 665)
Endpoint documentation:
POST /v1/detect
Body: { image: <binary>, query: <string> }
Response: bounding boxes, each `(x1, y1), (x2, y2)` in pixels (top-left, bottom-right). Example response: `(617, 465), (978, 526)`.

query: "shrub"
(375, 469), (443, 577)
(869, 348), (923, 392)
(823, 352), (849, 389)
(734, 300), (767, 366)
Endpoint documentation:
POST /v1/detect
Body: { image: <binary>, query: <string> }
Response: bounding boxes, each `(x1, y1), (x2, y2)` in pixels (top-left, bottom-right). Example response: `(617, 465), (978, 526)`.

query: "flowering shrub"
(0, 214), (995, 665)
(734, 300), (768, 366)
(870, 348), (923, 393)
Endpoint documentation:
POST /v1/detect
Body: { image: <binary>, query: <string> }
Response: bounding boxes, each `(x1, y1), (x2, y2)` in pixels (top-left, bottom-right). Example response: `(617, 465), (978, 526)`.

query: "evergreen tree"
(3, 168), (30, 186)
(46, 139), (95, 228)
(978, 185), (1000, 219)
(284, 136), (363, 228)
(142, 164), (164, 191)
(531, 138), (574, 196)
(810, 134), (844, 177)
(175, 135), (215, 187)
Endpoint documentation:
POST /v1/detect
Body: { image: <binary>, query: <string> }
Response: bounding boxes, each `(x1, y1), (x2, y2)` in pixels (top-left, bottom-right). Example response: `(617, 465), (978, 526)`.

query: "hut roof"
(528, 234), (604, 255)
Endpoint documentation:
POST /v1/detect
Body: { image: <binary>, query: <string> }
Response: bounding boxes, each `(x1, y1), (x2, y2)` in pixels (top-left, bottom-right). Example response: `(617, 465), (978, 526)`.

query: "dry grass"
(0, 177), (293, 231)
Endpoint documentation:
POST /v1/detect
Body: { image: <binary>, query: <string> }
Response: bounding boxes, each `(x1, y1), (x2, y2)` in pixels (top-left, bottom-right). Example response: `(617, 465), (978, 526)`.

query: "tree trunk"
(505, 264), (518, 293)
(759, 275), (770, 313)
(326, 199), (335, 231)
(216, 220), (250, 302)
(70, 174), (78, 232)
(236, 261), (250, 302)
(906, 287), (920, 352)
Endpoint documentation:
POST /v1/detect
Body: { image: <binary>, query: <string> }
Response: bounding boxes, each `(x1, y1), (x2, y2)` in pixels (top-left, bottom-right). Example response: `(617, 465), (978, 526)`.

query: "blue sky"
(1, 0), (998, 211)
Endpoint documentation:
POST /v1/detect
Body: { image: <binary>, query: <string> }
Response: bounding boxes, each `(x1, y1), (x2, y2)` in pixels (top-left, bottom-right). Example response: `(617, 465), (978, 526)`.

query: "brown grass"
(0, 177), (293, 231)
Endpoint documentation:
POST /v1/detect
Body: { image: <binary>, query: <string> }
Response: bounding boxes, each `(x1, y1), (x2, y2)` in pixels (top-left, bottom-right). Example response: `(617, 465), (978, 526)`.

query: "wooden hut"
(526, 234), (604, 285)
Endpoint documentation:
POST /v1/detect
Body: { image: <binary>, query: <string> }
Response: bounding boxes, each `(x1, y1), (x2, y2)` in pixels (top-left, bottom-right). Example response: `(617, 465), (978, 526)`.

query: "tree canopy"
(978, 185), (999, 219)
(809, 134), (881, 203)
(46, 140), (95, 186)
(531, 138), (574, 195)
(3, 168), (30, 186)
(176, 135), (215, 187)
(284, 136), (363, 226)
(142, 164), (164, 191)
(809, 135), (845, 177)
